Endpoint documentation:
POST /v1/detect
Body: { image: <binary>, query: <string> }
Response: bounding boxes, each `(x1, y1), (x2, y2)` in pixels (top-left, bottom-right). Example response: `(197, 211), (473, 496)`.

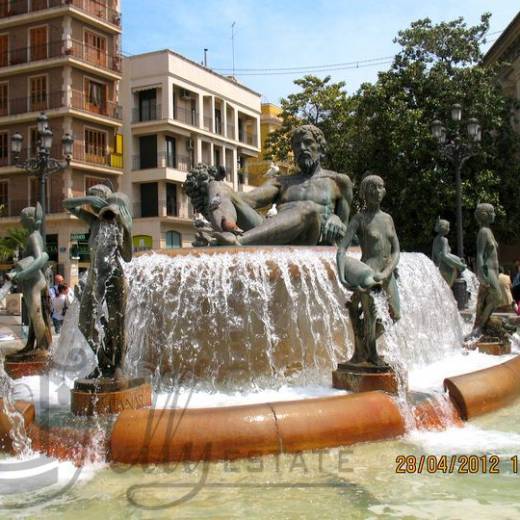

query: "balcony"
(0, 39), (121, 73)
(7, 90), (64, 116)
(203, 115), (212, 131)
(71, 89), (122, 120)
(239, 132), (257, 147)
(132, 199), (181, 219)
(69, 39), (122, 73)
(73, 141), (121, 169)
(173, 105), (198, 127)
(132, 152), (193, 172)
(0, 0), (121, 28)
(132, 103), (161, 123)
(0, 196), (65, 218)
(226, 123), (235, 140)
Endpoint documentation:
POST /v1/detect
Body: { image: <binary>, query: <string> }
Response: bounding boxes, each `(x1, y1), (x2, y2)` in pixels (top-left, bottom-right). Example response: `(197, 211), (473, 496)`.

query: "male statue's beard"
(298, 156), (319, 174)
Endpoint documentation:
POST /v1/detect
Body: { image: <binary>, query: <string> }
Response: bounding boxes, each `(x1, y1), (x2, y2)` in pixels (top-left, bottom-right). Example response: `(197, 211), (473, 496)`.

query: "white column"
(234, 110), (239, 141)
(222, 100), (227, 138)
(195, 135), (202, 163)
(209, 142), (214, 166)
(255, 114), (261, 150)
(197, 94), (203, 128)
(232, 147), (238, 191)
(158, 181), (166, 216)
(210, 96), (215, 133)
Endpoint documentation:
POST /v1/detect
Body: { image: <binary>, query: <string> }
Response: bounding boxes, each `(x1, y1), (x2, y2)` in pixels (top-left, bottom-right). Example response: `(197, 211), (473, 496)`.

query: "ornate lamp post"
(11, 112), (73, 246)
(431, 104), (482, 309)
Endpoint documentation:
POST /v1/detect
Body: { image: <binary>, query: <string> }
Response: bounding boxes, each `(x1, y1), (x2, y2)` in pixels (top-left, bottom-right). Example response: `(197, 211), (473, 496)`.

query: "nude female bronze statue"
(336, 174), (400, 368)
(63, 184), (132, 380)
(432, 218), (466, 287)
(469, 203), (501, 338)
(7, 203), (52, 356)
(185, 125), (353, 246)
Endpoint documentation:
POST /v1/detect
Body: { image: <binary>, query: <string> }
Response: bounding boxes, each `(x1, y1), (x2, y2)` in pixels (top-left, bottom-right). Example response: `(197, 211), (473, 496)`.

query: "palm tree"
(0, 227), (29, 263)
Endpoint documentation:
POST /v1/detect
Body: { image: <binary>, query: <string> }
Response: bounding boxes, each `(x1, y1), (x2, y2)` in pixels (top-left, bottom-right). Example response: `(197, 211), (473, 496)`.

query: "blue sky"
(122, 1), (519, 103)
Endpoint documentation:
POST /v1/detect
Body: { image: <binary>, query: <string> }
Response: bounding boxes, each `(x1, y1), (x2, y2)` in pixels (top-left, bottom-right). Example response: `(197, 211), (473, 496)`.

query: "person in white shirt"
(51, 284), (72, 334)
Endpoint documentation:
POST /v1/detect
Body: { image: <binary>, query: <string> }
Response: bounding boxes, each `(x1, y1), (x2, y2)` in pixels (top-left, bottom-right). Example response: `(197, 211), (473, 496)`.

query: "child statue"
(7, 203), (52, 356)
(431, 218), (466, 287)
(63, 184), (132, 380)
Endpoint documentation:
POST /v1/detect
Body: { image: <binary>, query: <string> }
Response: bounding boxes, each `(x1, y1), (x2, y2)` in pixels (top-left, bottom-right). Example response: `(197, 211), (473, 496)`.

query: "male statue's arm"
(324, 173), (353, 243)
(235, 178), (281, 209)
(63, 196), (106, 224)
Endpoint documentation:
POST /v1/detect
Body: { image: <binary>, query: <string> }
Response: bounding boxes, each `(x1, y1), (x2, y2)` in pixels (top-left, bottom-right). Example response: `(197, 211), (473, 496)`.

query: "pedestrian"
(49, 274), (64, 299)
(498, 267), (515, 313)
(51, 284), (70, 334)
(512, 259), (520, 314)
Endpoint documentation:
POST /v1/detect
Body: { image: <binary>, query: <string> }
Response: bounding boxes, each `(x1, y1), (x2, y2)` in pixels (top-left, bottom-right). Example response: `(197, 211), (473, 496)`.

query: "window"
(0, 82), (7, 116)
(85, 78), (106, 114)
(30, 27), (47, 61)
(85, 128), (106, 164)
(0, 131), (8, 166)
(0, 35), (7, 67)
(138, 135), (157, 169)
(31, 0), (49, 12)
(85, 176), (104, 194)
(29, 177), (49, 207)
(140, 182), (158, 218)
(165, 230), (181, 249)
(0, 1), (8, 18)
(165, 136), (176, 168)
(29, 127), (38, 157)
(84, 30), (106, 67)
(30, 75), (47, 111)
(0, 181), (7, 215)
(166, 183), (177, 216)
(138, 89), (157, 121)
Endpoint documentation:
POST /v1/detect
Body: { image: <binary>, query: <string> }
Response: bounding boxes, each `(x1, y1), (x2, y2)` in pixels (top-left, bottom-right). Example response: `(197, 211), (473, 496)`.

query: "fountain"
(1, 126), (519, 497)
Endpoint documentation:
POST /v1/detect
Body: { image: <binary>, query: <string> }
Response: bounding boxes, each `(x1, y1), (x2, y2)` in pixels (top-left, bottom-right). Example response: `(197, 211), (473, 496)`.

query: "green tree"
(264, 75), (353, 173)
(349, 13), (520, 254)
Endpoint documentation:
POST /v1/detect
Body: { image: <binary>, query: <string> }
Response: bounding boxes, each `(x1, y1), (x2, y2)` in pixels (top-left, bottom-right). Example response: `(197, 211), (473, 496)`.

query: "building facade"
(121, 49), (261, 250)
(0, 0), (123, 282)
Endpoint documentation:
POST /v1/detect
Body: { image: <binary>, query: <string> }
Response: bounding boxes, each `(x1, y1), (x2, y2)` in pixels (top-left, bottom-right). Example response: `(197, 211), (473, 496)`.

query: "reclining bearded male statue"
(184, 125), (353, 247)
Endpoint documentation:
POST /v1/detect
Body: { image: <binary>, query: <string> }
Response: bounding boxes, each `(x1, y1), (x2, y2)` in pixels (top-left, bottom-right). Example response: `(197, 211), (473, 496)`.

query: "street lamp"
(431, 104), (482, 309)
(11, 112), (73, 247)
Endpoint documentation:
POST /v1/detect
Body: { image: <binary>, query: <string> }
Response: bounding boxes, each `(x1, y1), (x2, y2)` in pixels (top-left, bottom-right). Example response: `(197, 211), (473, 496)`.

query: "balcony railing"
(73, 141), (120, 168)
(203, 115), (212, 131)
(71, 89), (122, 120)
(0, 39), (121, 73)
(133, 199), (182, 219)
(132, 152), (193, 172)
(132, 103), (161, 123)
(239, 132), (257, 147)
(6, 90), (64, 116)
(0, 0), (121, 27)
(69, 39), (121, 73)
(0, 196), (65, 218)
(173, 105), (198, 127)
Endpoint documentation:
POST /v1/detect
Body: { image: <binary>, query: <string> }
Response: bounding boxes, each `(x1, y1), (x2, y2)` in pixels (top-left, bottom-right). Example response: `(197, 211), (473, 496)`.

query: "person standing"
(51, 284), (70, 334)
(498, 267), (515, 313)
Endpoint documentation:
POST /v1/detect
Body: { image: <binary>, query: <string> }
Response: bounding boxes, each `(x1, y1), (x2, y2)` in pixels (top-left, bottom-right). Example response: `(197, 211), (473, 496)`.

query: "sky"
(122, 1), (520, 103)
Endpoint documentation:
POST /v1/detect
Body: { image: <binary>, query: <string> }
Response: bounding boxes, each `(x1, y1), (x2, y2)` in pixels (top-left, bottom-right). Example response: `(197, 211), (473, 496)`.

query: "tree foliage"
(266, 14), (520, 255)
(0, 226), (28, 262)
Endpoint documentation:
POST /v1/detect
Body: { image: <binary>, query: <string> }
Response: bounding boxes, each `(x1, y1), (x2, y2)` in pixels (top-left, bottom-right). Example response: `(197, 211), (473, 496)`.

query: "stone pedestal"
(4, 350), (49, 379)
(71, 377), (152, 416)
(475, 340), (511, 356)
(332, 362), (401, 395)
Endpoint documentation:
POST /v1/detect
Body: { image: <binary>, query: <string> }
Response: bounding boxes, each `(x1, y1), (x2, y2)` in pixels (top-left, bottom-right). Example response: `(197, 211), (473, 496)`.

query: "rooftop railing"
(0, 0), (121, 28)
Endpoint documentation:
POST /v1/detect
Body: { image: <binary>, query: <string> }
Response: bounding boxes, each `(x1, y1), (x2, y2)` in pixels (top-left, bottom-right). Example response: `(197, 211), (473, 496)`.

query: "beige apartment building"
(0, 0), (123, 282)
(121, 49), (261, 250)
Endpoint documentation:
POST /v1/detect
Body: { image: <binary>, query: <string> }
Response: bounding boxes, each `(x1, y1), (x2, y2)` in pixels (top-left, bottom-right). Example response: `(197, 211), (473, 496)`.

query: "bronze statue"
(7, 203), (52, 356)
(185, 125), (353, 246)
(469, 203), (501, 337)
(336, 174), (400, 367)
(63, 184), (132, 380)
(432, 218), (466, 287)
